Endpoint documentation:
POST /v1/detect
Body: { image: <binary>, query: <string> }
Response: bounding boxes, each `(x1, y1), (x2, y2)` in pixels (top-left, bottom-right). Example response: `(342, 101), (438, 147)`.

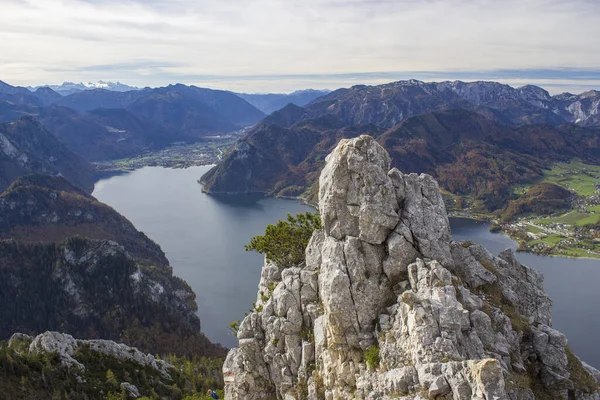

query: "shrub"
(229, 321), (240, 334)
(364, 345), (380, 371)
(566, 346), (600, 393)
(245, 212), (322, 268)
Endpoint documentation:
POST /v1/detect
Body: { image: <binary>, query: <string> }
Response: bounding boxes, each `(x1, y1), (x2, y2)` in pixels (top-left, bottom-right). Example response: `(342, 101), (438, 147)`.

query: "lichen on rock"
(224, 135), (600, 400)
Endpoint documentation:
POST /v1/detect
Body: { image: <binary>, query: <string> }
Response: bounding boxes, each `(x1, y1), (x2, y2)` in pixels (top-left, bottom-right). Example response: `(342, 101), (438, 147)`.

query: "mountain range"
(3, 76), (600, 212)
(29, 81), (141, 96)
(0, 80), (271, 162)
(285, 80), (600, 127)
(0, 80), (333, 164)
(201, 80), (600, 213)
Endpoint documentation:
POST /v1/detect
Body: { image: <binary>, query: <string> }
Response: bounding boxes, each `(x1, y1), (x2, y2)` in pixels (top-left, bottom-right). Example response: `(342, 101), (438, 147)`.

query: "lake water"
(94, 166), (600, 367)
(93, 166), (312, 349)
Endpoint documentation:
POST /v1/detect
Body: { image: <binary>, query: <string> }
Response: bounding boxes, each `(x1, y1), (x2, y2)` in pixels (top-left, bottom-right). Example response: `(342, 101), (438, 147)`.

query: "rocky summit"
(223, 135), (600, 399)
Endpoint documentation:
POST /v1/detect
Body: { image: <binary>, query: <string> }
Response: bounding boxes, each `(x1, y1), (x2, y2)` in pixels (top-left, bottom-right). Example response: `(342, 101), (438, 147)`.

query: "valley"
(94, 135), (239, 172)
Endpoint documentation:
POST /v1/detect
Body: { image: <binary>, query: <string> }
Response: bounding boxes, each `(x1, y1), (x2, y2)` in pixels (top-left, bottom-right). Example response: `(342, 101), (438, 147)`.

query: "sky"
(1, 0), (600, 94)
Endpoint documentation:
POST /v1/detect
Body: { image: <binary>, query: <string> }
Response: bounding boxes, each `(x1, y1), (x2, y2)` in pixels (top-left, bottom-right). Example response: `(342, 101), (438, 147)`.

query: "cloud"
(0, 0), (599, 93)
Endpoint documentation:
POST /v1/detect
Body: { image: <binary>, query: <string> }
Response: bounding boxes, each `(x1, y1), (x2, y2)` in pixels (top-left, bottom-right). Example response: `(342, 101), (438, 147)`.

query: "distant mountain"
(0, 80), (61, 107)
(236, 89), (330, 114)
(31, 80), (140, 96)
(0, 116), (95, 192)
(51, 84), (265, 137)
(202, 79), (600, 207)
(267, 80), (597, 128)
(296, 80), (595, 128)
(0, 101), (183, 161)
(38, 106), (186, 161)
(201, 109), (600, 211)
(31, 87), (63, 106)
(0, 175), (225, 357)
(127, 84), (265, 137)
(53, 88), (148, 112)
(0, 80), (267, 161)
(0, 100), (38, 123)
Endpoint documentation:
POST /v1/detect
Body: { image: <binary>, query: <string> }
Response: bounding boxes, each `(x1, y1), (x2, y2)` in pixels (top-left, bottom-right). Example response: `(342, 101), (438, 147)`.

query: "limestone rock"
(27, 331), (173, 378)
(224, 135), (599, 400)
(120, 382), (140, 398)
(29, 331), (84, 370)
(7, 333), (34, 351)
(319, 135), (399, 244)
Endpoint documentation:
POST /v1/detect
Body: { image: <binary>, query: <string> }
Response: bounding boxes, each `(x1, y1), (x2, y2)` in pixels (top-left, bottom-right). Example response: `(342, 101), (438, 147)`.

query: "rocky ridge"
(223, 135), (600, 399)
(305, 80), (600, 128)
(2, 331), (192, 399)
(10, 331), (172, 378)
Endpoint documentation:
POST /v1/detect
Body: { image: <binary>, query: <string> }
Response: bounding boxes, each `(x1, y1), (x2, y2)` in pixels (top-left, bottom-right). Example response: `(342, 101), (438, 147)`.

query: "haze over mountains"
(237, 89), (330, 114)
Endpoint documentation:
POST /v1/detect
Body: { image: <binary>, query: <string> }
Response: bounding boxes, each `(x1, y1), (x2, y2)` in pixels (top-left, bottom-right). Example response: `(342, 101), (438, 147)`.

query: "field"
(525, 224), (544, 234)
(527, 160), (600, 227)
(94, 139), (236, 172)
(537, 211), (600, 227)
(541, 160), (600, 197)
(502, 159), (600, 259)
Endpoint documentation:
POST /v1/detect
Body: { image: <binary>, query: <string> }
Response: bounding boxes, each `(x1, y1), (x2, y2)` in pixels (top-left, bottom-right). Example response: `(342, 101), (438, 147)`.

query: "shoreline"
(95, 158), (600, 261)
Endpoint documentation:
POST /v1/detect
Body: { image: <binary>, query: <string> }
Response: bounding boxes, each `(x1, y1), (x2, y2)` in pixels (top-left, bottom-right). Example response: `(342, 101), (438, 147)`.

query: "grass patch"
(566, 346), (600, 393)
(506, 372), (532, 390)
(364, 345), (380, 371)
(541, 160), (600, 197)
(559, 247), (600, 259)
(477, 283), (530, 333)
(538, 211), (600, 227)
(528, 233), (566, 245)
(525, 224), (544, 234)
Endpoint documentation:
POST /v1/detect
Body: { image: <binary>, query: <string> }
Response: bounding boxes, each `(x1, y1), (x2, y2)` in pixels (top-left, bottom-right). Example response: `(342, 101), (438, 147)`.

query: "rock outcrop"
(3, 331), (189, 399)
(224, 135), (600, 399)
(22, 331), (173, 378)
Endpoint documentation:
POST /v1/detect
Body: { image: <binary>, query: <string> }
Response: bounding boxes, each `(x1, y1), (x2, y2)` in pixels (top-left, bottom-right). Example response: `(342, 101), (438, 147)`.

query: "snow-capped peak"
(31, 81), (140, 96)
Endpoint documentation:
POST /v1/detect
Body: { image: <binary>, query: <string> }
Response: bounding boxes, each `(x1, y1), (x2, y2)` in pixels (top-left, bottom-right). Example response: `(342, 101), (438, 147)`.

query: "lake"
(94, 166), (600, 367)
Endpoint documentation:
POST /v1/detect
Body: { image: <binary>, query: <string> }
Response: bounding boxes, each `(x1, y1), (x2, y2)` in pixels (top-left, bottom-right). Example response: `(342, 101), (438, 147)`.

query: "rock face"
(0, 236), (223, 358)
(224, 135), (600, 399)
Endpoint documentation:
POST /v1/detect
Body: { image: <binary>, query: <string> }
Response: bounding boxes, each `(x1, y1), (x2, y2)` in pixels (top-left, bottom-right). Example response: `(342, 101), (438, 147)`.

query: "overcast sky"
(1, 0), (599, 93)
